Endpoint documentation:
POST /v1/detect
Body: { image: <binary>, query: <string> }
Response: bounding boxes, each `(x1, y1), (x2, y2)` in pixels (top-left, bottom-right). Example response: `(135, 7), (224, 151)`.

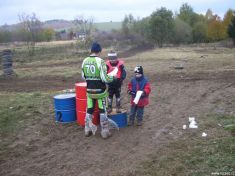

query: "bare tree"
(18, 13), (42, 55)
(73, 15), (94, 51)
(74, 15), (94, 35)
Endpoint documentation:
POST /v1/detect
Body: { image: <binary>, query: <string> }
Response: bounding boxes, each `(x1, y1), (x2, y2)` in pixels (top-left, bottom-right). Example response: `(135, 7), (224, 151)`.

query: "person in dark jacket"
(127, 66), (151, 126)
(106, 51), (126, 114)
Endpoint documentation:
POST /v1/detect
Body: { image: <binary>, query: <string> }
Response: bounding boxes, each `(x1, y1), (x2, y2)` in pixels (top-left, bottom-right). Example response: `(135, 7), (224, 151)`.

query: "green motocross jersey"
(82, 55), (113, 99)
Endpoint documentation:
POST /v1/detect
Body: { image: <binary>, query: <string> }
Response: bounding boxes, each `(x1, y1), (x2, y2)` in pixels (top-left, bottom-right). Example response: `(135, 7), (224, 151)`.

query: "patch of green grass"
(138, 114), (235, 176)
(203, 114), (235, 136)
(94, 22), (122, 31)
(216, 114), (235, 127)
(13, 43), (88, 64)
(9, 43), (86, 78)
(0, 92), (54, 148)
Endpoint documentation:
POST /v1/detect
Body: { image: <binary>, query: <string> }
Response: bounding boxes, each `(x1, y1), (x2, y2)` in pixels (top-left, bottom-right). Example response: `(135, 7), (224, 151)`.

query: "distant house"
(55, 29), (69, 40)
(75, 32), (86, 40)
(55, 29), (87, 41)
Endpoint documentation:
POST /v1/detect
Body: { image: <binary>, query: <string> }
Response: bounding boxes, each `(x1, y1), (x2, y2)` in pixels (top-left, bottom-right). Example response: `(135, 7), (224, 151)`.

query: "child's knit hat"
(134, 66), (143, 74)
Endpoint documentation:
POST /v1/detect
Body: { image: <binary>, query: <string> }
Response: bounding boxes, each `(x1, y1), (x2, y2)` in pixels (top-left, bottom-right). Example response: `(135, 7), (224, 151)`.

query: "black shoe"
(137, 121), (142, 126)
(128, 120), (134, 126)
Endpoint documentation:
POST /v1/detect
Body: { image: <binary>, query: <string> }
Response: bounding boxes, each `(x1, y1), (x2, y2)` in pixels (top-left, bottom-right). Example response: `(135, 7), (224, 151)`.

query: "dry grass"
(124, 47), (235, 75)
(35, 40), (76, 47)
(15, 65), (81, 78)
(2, 44), (234, 80)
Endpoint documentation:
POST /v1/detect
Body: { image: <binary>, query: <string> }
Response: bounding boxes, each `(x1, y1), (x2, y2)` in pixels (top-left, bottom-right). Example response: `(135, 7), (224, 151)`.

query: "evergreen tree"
(149, 7), (174, 47)
(227, 14), (235, 45)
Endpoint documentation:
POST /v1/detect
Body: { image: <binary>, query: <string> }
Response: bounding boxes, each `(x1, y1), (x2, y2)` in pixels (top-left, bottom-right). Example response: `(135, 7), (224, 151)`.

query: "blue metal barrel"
(109, 110), (127, 128)
(54, 93), (76, 123)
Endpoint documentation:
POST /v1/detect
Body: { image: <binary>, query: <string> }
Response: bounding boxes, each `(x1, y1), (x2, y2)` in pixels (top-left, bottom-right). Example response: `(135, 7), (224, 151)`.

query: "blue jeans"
(129, 105), (144, 122)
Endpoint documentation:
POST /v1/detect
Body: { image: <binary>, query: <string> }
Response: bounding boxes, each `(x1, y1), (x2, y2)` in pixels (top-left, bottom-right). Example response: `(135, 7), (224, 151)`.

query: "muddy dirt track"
(0, 47), (235, 176)
(0, 69), (235, 92)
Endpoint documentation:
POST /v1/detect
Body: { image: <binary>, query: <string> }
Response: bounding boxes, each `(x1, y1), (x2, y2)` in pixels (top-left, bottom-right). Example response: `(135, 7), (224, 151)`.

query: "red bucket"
(75, 82), (100, 126)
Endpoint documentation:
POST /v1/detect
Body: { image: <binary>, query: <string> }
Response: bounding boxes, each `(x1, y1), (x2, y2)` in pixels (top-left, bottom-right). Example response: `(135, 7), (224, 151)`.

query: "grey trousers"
(129, 105), (144, 122)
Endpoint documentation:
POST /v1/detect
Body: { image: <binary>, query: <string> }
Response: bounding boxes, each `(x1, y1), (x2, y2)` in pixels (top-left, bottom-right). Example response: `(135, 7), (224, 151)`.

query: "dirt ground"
(0, 46), (235, 176)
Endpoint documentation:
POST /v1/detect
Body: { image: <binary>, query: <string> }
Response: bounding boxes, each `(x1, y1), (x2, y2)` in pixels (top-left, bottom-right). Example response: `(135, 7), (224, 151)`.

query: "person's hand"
(112, 76), (117, 81)
(127, 90), (136, 95)
(120, 79), (123, 86)
(141, 91), (146, 97)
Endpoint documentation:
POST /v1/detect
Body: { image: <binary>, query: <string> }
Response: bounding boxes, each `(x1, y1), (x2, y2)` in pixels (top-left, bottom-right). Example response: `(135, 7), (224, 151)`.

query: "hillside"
(93, 21), (122, 31)
(0, 19), (122, 32)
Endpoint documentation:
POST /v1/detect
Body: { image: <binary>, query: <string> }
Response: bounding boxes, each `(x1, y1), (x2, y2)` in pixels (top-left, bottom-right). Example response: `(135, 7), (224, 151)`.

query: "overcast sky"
(0, 0), (234, 25)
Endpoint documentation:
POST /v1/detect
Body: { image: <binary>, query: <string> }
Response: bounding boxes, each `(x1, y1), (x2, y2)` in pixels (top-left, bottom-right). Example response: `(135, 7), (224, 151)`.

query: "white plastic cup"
(189, 117), (195, 122)
(133, 91), (143, 104)
(202, 132), (207, 137)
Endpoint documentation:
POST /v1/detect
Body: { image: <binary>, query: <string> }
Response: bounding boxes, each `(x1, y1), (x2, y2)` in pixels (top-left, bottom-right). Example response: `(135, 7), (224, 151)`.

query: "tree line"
(0, 13), (55, 43)
(121, 3), (235, 47)
(0, 3), (235, 47)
